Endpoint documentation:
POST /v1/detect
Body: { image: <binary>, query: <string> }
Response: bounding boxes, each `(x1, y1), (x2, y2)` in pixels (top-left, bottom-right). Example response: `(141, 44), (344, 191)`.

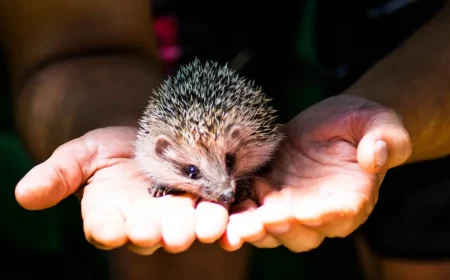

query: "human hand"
(220, 95), (412, 252)
(15, 126), (230, 255)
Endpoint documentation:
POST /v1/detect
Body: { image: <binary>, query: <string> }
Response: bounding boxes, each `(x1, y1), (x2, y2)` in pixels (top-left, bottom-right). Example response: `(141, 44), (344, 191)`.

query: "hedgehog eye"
(225, 153), (235, 173)
(184, 165), (201, 179)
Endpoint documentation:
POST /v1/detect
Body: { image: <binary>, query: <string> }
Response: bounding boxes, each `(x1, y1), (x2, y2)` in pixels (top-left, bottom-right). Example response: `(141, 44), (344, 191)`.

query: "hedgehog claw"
(156, 188), (164, 198)
(148, 184), (168, 198)
(148, 184), (185, 198)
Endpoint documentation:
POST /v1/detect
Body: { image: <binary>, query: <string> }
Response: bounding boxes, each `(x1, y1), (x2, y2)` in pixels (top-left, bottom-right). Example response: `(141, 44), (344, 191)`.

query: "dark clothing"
(169, 0), (450, 260)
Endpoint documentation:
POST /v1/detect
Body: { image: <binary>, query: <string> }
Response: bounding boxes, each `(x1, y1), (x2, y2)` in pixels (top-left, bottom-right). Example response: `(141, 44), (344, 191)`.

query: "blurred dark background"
(0, 0), (445, 279)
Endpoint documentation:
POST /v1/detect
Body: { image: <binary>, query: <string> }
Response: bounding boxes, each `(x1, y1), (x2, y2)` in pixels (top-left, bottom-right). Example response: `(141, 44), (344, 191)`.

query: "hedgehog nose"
(219, 190), (235, 204)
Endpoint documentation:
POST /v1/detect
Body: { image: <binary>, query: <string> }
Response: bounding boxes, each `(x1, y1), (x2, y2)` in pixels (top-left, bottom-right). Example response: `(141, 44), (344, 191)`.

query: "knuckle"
(330, 227), (354, 238)
(326, 219), (360, 238)
(83, 217), (126, 249)
(309, 234), (325, 250)
(51, 164), (72, 199)
(252, 236), (281, 249)
(289, 234), (325, 253)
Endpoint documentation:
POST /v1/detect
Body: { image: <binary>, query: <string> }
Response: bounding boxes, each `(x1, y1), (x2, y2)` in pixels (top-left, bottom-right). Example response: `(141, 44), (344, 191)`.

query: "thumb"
(15, 127), (137, 210)
(356, 111), (412, 174)
(15, 137), (99, 210)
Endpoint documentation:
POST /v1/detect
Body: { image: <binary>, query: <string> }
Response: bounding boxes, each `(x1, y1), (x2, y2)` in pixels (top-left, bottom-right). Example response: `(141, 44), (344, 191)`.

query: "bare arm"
(0, 0), (162, 161)
(343, 1), (450, 163)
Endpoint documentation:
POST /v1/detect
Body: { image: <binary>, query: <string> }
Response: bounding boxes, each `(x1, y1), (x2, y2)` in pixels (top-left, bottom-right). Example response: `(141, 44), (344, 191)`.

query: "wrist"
(14, 53), (162, 161)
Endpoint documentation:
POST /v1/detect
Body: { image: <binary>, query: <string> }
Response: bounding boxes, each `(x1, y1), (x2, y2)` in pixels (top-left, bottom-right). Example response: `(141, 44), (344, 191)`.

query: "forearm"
(14, 54), (162, 161)
(344, 1), (450, 163)
(0, 0), (160, 162)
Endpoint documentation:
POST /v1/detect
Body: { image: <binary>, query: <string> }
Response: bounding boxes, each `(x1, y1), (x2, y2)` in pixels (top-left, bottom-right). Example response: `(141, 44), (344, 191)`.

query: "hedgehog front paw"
(148, 184), (171, 198)
(148, 184), (185, 198)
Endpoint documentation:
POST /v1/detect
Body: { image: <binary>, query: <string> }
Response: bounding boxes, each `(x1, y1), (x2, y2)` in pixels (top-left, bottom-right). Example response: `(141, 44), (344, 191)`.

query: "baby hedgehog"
(134, 59), (284, 204)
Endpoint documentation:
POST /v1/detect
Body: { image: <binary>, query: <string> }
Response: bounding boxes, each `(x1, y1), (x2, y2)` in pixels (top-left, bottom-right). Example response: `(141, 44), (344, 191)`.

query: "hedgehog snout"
(217, 177), (236, 203)
(218, 189), (235, 204)
(200, 177), (237, 203)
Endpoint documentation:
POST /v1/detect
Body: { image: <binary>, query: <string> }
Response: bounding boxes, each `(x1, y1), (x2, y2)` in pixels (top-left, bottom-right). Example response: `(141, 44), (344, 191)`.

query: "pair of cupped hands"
(15, 95), (412, 255)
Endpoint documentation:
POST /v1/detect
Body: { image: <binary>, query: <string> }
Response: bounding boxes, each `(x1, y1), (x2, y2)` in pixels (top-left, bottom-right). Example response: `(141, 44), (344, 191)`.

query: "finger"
(15, 127), (137, 210)
(125, 196), (162, 253)
(255, 204), (323, 252)
(319, 190), (372, 237)
(220, 229), (280, 251)
(290, 187), (372, 238)
(250, 234), (281, 249)
(252, 181), (301, 249)
(159, 194), (197, 253)
(220, 224), (281, 252)
(82, 202), (128, 250)
(219, 229), (244, 252)
(127, 243), (162, 256)
(246, 206), (282, 249)
(268, 221), (324, 253)
(195, 201), (229, 243)
(80, 181), (132, 250)
(228, 200), (266, 242)
(357, 111), (412, 173)
(219, 199), (262, 251)
(15, 141), (95, 210)
(255, 180), (316, 226)
(221, 221), (280, 250)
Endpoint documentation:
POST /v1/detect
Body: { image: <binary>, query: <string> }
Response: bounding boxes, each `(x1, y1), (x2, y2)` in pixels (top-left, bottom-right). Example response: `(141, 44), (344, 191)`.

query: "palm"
(220, 95), (411, 252)
(78, 127), (151, 204)
(16, 127), (229, 254)
(269, 132), (378, 229)
(257, 97), (389, 236)
(79, 136), (152, 220)
(79, 157), (153, 247)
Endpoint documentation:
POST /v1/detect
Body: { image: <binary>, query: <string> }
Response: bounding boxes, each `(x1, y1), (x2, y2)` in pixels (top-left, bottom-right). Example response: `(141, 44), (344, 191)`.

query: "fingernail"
(137, 244), (161, 255)
(266, 222), (290, 234)
(375, 140), (388, 168)
(128, 243), (161, 256)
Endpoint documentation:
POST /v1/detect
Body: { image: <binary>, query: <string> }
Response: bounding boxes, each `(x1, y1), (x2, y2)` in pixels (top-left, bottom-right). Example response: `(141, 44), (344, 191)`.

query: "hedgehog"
(134, 59), (284, 205)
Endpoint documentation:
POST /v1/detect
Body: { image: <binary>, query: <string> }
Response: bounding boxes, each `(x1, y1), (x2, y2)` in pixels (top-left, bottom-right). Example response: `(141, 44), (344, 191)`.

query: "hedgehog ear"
(227, 125), (250, 140)
(227, 125), (242, 139)
(229, 127), (241, 139)
(154, 135), (174, 159)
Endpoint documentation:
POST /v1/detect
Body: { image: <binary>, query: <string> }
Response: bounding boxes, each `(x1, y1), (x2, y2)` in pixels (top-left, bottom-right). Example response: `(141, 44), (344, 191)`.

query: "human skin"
(226, 2), (450, 279)
(8, 0), (450, 280)
(2, 1), (251, 279)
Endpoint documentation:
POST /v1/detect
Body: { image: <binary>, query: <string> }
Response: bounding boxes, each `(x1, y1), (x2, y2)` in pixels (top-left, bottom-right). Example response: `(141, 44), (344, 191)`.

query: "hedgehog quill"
(134, 59), (284, 204)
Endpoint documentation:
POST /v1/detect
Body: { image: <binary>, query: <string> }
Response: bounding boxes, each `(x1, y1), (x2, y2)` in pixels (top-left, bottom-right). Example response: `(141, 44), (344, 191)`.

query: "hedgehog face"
(141, 134), (239, 203)
(135, 123), (283, 204)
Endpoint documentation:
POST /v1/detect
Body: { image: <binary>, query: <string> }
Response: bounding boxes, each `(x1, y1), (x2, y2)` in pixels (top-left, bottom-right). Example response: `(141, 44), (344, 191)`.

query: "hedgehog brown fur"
(135, 59), (284, 204)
